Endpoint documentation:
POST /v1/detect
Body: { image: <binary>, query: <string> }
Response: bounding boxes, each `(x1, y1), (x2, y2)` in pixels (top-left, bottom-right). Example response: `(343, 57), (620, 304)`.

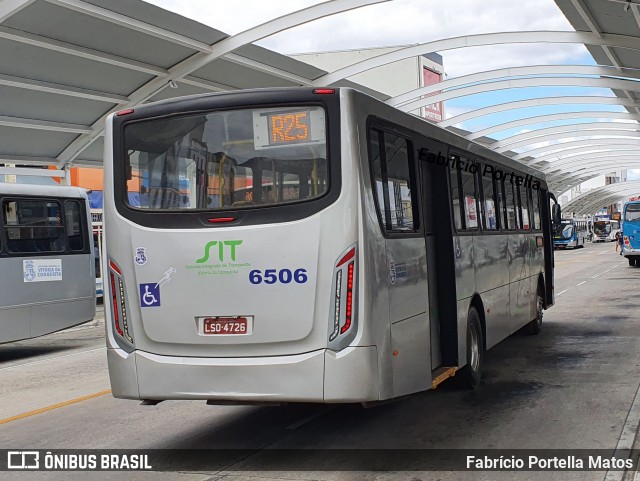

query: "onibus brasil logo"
(187, 240), (249, 276)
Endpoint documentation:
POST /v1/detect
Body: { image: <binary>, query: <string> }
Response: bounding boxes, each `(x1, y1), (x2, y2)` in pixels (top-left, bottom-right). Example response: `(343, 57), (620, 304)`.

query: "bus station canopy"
(1, 0), (640, 210)
(0, 0), (383, 172)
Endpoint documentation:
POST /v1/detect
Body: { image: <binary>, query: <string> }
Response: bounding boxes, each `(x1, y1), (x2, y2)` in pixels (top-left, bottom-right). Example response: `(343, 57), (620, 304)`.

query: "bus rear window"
(122, 106), (328, 211)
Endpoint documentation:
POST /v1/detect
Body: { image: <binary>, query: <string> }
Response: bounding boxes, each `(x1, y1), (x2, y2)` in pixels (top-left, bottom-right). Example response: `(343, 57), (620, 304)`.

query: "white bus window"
(124, 107), (328, 211)
(532, 189), (541, 230)
(503, 181), (517, 230)
(460, 160), (478, 230)
(370, 129), (417, 233)
(481, 166), (498, 230)
(383, 132), (415, 231)
(3, 199), (65, 254)
(449, 162), (462, 230)
(519, 186), (530, 230)
(65, 200), (85, 251)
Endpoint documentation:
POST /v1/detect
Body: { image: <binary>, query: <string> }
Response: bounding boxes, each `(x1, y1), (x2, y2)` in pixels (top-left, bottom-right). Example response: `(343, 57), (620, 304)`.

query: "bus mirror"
(552, 204), (561, 224)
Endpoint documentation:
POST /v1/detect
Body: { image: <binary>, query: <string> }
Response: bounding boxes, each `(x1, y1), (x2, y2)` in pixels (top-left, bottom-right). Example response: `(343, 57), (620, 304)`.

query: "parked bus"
(1, 183), (96, 343)
(103, 87), (557, 404)
(591, 219), (620, 242)
(622, 201), (640, 266)
(553, 218), (588, 248)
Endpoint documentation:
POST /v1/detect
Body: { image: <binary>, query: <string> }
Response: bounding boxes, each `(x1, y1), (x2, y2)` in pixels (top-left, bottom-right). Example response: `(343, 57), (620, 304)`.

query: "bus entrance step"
(431, 366), (457, 390)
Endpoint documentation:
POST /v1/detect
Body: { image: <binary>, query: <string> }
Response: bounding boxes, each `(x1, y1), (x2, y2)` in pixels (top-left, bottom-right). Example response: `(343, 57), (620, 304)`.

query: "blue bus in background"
(622, 201), (640, 266)
(553, 218), (588, 249)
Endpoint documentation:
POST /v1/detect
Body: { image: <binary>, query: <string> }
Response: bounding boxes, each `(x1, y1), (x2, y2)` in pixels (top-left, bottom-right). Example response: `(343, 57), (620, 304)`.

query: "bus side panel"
(384, 236), (430, 398)
(454, 235), (474, 367)
(390, 313), (430, 397)
(358, 192), (391, 399)
(480, 286), (510, 350)
(454, 236), (475, 299)
(0, 255), (95, 341)
(508, 233), (531, 332)
(529, 234), (545, 321)
(30, 297), (94, 337)
(474, 234), (510, 348)
(0, 307), (30, 343)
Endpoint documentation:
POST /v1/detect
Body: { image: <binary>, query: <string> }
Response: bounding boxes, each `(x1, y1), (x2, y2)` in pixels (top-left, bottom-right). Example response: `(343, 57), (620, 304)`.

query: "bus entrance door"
(419, 142), (459, 376)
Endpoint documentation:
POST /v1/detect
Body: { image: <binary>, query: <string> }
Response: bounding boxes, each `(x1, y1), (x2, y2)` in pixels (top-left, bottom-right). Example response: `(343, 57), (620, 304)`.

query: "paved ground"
(2, 241), (640, 481)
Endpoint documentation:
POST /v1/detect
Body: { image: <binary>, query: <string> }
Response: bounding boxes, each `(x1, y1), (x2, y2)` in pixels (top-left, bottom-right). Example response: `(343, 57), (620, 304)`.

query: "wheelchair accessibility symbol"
(139, 283), (160, 307)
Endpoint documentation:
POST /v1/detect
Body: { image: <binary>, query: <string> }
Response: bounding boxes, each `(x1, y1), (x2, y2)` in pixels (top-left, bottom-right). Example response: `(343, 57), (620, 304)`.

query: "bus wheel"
(629, 258), (635, 267)
(525, 287), (544, 335)
(461, 307), (483, 389)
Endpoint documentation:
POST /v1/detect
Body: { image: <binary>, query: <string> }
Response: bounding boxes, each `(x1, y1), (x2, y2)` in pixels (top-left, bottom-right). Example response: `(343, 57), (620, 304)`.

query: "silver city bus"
(104, 88), (556, 404)
(1, 183), (96, 343)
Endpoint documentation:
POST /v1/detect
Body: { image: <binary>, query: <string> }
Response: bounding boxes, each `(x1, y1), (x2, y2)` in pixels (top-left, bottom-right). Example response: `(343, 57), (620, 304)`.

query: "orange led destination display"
(268, 110), (310, 145)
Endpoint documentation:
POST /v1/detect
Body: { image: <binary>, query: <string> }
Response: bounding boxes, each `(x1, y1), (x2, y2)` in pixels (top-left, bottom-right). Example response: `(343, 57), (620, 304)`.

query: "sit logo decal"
(185, 240), (251, 277)
(196, 240), (243, 263)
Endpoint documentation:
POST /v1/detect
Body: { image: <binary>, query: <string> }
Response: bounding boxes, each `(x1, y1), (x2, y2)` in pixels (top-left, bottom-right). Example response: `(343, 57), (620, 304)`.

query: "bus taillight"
(329, 245), (357, 350)
(108, 259), (134, 344)
(109, 272), (123, 337)
(341, 261), (355, 334)
(624, 236), (630, 245)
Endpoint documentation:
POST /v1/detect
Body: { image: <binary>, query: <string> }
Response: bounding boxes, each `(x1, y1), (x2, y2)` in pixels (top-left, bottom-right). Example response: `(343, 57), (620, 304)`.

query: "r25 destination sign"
(253, 106), (325, 150)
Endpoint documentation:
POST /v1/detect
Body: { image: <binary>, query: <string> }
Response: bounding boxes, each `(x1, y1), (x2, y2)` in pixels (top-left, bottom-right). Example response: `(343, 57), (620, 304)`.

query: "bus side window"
(449, 153), (478, 231)
(370, 128), (418, 233)
(503, 180), (517, 230)
(65, 200), (85, 252)
(519, 185), (530, 230)
(496, 175), (506, 230)
(531, 188), (541, 230)
(449, 159), (463, 230)
(460, 160), (479, 231)
(3, 199), (65, 254)
(480, 162), (498, 230)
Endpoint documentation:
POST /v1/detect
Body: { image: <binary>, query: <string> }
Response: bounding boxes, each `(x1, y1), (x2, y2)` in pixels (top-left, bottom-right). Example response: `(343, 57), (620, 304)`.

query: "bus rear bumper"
(107, 346), (379, 403)
(623, 248), (640, 257)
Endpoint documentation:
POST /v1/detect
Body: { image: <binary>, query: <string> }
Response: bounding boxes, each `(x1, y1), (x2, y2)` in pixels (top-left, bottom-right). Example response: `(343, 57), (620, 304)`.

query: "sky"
(144, 0), (639, 192)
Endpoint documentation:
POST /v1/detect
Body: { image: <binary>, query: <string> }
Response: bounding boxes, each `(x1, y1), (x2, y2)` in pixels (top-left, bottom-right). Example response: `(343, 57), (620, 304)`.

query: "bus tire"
(461, 306), (483, 389)
(629, 258), (634, 267)
(525, 286), (544, 335)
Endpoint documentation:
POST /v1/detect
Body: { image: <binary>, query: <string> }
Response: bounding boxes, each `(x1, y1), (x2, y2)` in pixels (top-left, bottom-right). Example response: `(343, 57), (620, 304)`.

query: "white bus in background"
(592, 219), (620, 242)
(103, 87), (557, 405)
(0, 183), (96, 343)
